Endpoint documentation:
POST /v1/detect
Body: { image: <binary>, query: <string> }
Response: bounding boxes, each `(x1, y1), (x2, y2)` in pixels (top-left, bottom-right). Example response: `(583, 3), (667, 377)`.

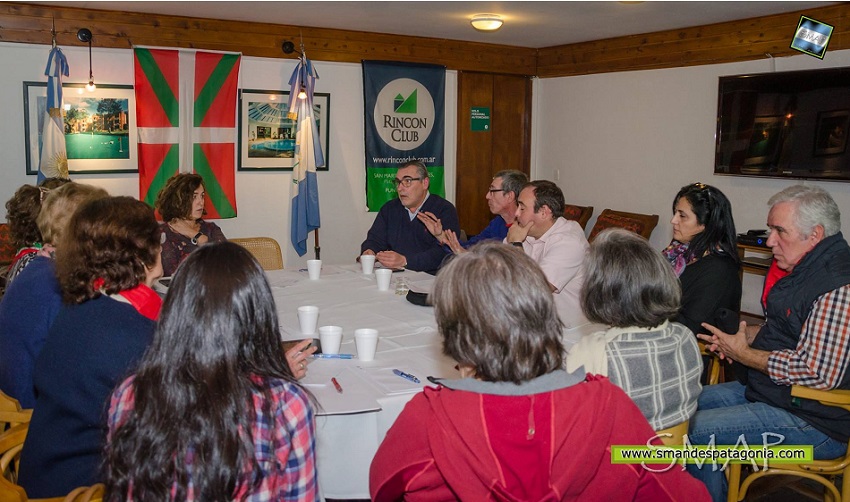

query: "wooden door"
(456, 72), (532, 237)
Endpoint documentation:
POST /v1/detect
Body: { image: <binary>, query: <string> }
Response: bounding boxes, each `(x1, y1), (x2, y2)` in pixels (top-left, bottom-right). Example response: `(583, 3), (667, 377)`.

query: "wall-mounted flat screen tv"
(715, 67), (850, 182)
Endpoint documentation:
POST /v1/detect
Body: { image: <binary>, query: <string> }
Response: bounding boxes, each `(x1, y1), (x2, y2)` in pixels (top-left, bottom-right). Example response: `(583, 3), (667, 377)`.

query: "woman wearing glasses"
(664, 182), (741, 336)
(155, 173), (226, 277)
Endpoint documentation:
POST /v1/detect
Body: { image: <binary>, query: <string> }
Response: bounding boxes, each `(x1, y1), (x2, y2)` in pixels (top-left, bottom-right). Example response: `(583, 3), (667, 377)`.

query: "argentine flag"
(39, 46), (70, 181)
(289, 57), (323, 257)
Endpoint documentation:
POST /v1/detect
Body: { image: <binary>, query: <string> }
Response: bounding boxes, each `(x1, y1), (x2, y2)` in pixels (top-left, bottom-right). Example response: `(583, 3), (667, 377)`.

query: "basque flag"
(134, 48), (240, 218)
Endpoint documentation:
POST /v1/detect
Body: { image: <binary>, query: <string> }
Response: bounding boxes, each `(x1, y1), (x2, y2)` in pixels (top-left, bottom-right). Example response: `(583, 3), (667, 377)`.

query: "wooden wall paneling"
(0, 2), (537, 75)
(491, 74), (532, 176)
(456, 72), (495, 237)
(537, 3), (850, 77)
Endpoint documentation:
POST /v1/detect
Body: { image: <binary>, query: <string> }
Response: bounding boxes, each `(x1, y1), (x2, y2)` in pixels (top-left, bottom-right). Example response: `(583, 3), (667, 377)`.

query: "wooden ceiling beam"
(0, 2), (537, 75)
(1, 2), (849, 79)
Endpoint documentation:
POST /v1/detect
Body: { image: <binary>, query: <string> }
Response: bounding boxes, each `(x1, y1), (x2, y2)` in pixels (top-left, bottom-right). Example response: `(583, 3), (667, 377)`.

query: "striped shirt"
(768, 284), (850, 389)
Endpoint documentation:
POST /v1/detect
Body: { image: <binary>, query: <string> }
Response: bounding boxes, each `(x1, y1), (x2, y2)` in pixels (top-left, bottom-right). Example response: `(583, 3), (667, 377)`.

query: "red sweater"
(370, 374), (709, 501)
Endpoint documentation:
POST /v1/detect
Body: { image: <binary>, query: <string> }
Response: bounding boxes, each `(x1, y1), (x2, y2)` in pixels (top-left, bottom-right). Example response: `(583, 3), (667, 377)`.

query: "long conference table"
(268, 264), (600, 499)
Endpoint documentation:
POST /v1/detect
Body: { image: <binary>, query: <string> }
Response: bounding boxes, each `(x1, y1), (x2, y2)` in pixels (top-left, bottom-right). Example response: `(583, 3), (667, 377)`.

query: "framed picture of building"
(23, 82), (137, 175)
(238, 89), (330, 171)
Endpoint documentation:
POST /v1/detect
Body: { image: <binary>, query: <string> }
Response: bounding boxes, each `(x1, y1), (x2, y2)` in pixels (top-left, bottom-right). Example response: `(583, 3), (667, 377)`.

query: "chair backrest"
(588, 208), (660, 242)
(655, 420), (689, 446)
(0, 392), (31, 432)
(726, 386), (850, 502)
(229, 237), (284, 270)
(563, 204), (594, 230)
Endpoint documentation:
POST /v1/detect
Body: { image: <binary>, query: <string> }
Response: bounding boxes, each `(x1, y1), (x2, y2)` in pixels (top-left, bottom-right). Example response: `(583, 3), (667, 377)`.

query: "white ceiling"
(31, 1), (838, 48)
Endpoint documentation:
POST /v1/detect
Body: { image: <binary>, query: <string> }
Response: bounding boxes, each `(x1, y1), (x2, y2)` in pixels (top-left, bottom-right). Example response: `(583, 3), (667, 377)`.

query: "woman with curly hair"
(0, 182), (107, 408)
(17, 196), (163, 498)
(3, 177), (70, 283)
(155, 173), (226, 276)
(104, 242), (317, 501)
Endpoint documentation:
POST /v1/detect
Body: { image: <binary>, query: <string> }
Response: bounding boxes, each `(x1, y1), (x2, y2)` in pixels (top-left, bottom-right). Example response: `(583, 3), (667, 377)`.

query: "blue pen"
(393, 369), (420, 383)
(313, 353), (354, 359)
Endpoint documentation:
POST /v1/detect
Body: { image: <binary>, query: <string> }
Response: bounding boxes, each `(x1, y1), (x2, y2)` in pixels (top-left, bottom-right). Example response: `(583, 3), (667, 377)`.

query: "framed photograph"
(238, 89), (330, 171)
(813, 110), (849, 157)
(23, 82), (137, 175)
(742, 116), (784, 167)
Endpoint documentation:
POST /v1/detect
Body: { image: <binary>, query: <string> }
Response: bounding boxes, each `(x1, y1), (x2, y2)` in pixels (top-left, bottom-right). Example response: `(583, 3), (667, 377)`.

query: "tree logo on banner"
(373, 78), (434, 150)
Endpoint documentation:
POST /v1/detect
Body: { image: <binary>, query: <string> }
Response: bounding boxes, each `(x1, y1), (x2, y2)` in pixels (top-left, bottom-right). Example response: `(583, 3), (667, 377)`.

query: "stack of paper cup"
(354, 328), (379, 361)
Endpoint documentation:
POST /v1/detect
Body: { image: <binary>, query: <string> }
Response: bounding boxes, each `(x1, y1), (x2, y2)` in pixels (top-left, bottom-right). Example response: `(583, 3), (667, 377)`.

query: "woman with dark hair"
(155, 173), (226, 276)
(370, 241), (709, 501)
(664, 182), (741, 336)
(0, 182), (108, 408)
(105, 242), (317, 501)
(566, 228), (703, 430)
(17, 196), (163, 498)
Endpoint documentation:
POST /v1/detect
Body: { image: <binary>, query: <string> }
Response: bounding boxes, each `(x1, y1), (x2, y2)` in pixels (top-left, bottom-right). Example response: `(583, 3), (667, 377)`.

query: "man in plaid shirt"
(686, 185), (850, 502)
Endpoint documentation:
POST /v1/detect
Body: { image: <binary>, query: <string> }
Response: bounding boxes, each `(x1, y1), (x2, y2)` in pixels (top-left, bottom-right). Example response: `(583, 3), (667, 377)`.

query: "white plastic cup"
(375, 268), (393, 291)
(318, 325), (343, 355)
(360, 254), (376, 274)
(354, 328), (379, 361)
(297, 306), (319, 335)
(307, 259), (322, 280)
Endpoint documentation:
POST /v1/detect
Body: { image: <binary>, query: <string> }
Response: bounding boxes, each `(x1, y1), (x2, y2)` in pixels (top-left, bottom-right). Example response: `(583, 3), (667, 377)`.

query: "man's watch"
(511, 241), (524, 247)
(191, 232), (204, 245)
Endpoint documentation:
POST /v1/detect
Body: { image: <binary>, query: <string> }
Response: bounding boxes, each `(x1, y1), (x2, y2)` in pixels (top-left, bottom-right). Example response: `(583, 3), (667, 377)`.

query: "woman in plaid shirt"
(104, 242), (317, 501)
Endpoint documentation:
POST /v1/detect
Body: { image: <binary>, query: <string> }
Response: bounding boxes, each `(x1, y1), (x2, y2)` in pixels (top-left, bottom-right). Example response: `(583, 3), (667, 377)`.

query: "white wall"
(534, 50), (850, 314)
(0, 42), (457, 269)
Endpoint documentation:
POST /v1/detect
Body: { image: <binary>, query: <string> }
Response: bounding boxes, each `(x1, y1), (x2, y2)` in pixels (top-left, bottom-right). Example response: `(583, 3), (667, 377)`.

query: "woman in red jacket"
(369, 241), (710, 501)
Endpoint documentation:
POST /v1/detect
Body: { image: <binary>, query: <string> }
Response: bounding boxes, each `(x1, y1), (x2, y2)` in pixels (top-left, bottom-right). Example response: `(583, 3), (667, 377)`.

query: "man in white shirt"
(507, 180), (589, 327)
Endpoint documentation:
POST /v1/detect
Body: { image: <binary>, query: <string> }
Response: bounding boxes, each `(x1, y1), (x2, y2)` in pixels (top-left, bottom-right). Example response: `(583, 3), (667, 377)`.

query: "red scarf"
(761, 259), (790, 310)
(118, 284), (163, 320)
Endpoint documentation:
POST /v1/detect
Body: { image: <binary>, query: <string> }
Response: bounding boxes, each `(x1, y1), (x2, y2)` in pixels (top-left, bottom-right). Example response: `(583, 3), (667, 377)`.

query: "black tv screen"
(715, 67), (850, 182)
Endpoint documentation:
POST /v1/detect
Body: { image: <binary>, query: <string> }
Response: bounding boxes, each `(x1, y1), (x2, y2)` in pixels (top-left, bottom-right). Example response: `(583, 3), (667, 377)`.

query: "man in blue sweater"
(419, 170), (527, 254)
(361, 160), (459, 275)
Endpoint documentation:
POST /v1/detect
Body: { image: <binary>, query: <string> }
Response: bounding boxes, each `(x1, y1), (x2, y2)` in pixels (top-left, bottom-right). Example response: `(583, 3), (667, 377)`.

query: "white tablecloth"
(267, 265), (599, 499)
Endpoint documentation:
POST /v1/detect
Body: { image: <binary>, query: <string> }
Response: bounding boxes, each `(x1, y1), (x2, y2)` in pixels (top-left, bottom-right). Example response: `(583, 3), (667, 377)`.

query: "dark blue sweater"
(361, 195), (459, 275)
(0, 257), (63, 408)
(18, 295), (154, 498)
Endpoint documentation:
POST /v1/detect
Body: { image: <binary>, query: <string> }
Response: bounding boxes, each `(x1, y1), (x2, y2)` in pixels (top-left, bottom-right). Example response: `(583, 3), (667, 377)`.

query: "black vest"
(745, 232), (850, 443)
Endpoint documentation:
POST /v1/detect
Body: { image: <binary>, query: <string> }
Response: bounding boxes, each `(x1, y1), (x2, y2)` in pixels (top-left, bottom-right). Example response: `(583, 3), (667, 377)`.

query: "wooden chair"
(0, 393), (31, 432)
(655, 420), (689, 447)
(563, 204), (594, 230)
(726, 386), (850, 502)
(588, 208), (660, 242)
(698, 341), (722, 386)
(230, 237), (284, 270)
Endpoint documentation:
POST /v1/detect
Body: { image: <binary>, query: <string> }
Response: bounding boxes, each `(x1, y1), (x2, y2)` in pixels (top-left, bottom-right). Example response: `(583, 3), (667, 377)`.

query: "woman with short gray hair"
(566, 228), (703, 430)
(370, 241), (710, 501)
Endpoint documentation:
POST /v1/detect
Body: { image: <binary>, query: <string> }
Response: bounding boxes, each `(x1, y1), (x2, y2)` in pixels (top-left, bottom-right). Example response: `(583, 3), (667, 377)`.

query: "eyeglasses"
(487, 188), (504, 194)
(393, 177), (423, 188)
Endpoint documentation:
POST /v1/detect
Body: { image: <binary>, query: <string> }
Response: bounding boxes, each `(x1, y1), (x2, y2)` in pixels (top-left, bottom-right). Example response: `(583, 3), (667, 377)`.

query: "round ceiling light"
(470, 14), (503, 32)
